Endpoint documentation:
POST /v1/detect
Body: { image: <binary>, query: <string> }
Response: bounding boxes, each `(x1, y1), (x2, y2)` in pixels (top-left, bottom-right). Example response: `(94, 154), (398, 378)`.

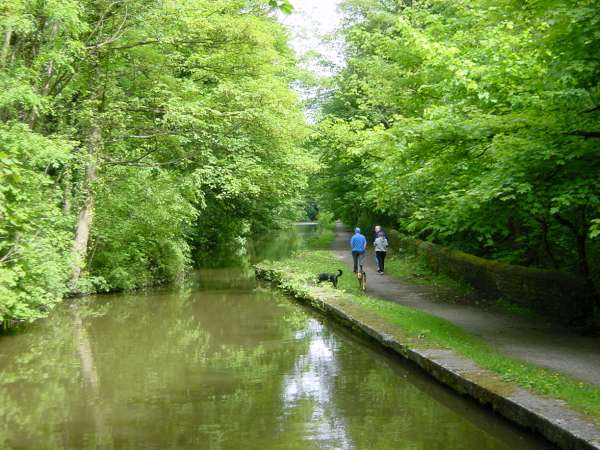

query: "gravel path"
(332, 223), (600, 386)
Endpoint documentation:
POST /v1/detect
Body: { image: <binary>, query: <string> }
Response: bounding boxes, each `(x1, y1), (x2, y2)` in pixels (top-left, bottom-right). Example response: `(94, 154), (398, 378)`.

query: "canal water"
(0, 225), (555, 450)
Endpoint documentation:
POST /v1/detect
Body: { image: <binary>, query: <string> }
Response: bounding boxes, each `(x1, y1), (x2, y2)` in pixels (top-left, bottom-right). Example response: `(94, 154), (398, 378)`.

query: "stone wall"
(387, 230), (594, 321)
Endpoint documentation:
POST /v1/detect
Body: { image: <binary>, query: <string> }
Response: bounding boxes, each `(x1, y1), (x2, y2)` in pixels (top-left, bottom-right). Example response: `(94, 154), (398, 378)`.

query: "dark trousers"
(352, 251), (365, 272)
(376, 251), (386, 272)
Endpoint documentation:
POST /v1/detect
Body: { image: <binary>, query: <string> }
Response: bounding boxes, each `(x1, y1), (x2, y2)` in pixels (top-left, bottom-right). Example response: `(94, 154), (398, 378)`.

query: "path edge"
(255, 265), (600, 450)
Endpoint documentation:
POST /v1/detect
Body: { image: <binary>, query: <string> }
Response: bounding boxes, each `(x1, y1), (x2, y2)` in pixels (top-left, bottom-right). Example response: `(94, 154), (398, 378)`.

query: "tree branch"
(100, 146), (160, 165)
(582, 104), (600, 114)
(86, 4), (129, 50)
(101, 150), (202, 167)
(103, 36), (244, 52)
(553, 213), (578, 233)
(106, 132), (180, 143)
(85, 1), (123, 46)
(567, 131), (600, 139)
(0, 245), (19, 264)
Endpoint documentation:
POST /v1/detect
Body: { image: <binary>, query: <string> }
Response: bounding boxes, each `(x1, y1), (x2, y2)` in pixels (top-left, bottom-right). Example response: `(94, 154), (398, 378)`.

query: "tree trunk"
(575, 233), (590, 280)
(574, 232), (598, 303)
(541, 221), (559, 269)
(0, 28), (12, 67)
(69, 125), (100, 291)
(63, 168), (72, 215)
(72, 307), (112, 448)
(41, 23), (59, 96)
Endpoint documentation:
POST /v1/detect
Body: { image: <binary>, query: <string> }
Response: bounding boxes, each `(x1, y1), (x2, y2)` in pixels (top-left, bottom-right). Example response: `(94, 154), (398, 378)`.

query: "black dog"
(317, 269), (343, 288)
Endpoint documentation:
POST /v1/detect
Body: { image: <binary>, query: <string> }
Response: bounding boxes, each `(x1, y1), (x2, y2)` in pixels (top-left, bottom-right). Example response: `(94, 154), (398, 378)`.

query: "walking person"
(374, 231), (388, 274)
(373, 225), (388, 270)
(350, 227), (367, 273)
(373, 225), (388, 241)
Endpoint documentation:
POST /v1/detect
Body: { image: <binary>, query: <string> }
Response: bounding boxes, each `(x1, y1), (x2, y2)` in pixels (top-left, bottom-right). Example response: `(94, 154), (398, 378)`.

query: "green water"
(0, 226), (555, 450)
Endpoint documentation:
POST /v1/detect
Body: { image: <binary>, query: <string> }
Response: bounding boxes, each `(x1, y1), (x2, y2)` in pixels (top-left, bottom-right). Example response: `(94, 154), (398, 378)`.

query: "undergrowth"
(306, 211), (336, 250)
(387, 252), (535, 315)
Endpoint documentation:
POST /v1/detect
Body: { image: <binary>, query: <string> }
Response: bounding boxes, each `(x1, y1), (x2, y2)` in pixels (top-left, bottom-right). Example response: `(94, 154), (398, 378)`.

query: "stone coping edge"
(255, 265), (600, 450)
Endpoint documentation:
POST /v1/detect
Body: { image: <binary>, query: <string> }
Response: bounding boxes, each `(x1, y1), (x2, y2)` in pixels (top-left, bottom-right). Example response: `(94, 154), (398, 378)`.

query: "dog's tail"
(337, 269), (343, 277)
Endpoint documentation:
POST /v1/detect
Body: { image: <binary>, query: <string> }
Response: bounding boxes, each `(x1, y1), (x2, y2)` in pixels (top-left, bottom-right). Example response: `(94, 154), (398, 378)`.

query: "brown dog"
(356, 270), (367, 291)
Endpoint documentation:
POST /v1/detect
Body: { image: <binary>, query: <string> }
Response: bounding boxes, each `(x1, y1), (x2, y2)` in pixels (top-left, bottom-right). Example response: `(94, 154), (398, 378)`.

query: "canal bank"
(254, 264), (600, 450)
(0, 224), (559, 450)
(0, 276), (553, 448)
(331, 223), (600, 387)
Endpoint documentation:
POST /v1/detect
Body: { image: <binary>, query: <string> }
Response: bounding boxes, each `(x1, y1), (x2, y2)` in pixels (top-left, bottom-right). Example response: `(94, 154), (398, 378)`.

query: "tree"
(314, 0), (600, 308)
(0, 0), (312, 321)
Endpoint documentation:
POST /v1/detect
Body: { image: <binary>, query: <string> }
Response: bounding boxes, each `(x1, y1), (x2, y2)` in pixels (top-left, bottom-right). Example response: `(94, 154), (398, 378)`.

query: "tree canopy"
(0, 0), (312, 322)
(311, 0), (600, 302)
(3, 0), (600, 321)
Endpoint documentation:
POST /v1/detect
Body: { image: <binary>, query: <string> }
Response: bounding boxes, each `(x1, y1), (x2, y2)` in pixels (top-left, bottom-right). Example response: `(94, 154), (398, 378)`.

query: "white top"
(374, 237), (388, 252)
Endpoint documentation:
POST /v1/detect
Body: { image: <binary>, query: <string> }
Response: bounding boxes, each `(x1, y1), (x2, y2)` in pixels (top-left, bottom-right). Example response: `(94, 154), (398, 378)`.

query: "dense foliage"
(312, 0), (600, 306)
(0, 0), (312, 321)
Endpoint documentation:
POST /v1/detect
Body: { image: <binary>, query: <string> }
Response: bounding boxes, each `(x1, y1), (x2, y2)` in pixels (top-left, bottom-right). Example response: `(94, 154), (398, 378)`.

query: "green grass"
(494, 298), (536, 318)
(306, 213), (336, 250)
(306, 228), (335, 249)
(385, 253), (475, 297)
(262, 250), (600, 423)
(386, 252), (536, 315)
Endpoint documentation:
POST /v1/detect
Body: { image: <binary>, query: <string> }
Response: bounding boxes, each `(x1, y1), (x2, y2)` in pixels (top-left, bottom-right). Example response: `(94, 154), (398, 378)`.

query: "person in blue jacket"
(350, 227), (367, 273)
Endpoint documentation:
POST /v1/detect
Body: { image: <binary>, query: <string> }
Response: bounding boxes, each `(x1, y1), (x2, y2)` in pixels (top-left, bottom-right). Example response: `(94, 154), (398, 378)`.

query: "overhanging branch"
(567, 131), (600, 139)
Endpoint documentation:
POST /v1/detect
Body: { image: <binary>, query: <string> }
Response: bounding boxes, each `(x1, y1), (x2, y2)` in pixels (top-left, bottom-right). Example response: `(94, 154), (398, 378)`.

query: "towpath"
(332, 223), (600, 386)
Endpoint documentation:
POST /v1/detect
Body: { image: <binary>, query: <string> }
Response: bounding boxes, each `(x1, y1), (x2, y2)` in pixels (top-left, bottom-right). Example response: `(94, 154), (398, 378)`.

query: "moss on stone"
(464, 371), (519, 397)
(396, 237), (593, 320)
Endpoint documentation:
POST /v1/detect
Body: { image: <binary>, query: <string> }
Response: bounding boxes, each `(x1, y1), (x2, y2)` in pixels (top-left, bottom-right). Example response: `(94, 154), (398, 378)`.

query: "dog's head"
(357, 271), (364, 280)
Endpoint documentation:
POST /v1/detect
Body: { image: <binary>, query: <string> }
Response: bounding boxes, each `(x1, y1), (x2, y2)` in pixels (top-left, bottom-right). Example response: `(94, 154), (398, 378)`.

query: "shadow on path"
(332, 222), (600, 386)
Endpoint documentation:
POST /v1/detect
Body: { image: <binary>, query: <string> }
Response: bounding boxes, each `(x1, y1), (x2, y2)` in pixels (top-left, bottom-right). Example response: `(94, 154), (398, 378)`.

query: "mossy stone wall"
(387, 230), (593, 321)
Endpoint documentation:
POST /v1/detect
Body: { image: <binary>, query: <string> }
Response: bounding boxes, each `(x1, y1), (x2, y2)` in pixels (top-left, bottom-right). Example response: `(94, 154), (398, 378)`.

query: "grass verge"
(260, 249), (600, 423)
(386, 252), (536, 316)
(306, 212), (336, 249)
(386, 253), (475, 297)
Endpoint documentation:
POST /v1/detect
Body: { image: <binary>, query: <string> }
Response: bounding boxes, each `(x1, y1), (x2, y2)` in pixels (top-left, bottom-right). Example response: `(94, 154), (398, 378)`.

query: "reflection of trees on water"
(0, 305), (80, 449)
(281, 319), (354, 450)
(326, 337), (529, 450)
(247, 224), (319, 264)
(72, 306), (112, 450)
(0, 271), (545, 450)
(193, 267), (256, 292)
(278, 316), (539, 450)
(0, 284), (314, 449)
(197, 224), (318, 270)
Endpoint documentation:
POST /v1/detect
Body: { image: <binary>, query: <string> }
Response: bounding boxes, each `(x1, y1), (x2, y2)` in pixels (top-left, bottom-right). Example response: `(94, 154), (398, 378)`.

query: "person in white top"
(374, 231), (388, 274)
(373, 225), (388, 270)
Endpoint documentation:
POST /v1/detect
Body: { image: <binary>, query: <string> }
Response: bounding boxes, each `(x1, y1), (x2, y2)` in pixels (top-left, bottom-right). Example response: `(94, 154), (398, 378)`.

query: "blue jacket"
(350, 233), (367, 252)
